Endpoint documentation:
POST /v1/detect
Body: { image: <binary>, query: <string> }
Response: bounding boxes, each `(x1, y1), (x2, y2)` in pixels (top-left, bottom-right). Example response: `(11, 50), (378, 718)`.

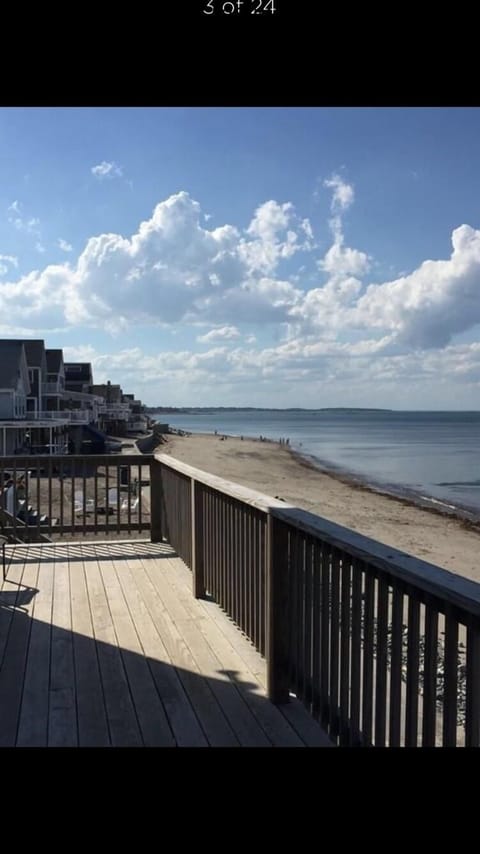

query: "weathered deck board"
(69, 555), (110, 746)
(106, 558), (177, 747)
(122, 555), (231, 746)
(17, 558), (54, 746)
(1, 541), (331, 747)
(0, 555), (38, 746)
(166, 557), (267, 685)
(49, 547), (77, 746)
(150, 551), (303, 747)
(131, 550), (268, 746)
(83, 555), (143, 746)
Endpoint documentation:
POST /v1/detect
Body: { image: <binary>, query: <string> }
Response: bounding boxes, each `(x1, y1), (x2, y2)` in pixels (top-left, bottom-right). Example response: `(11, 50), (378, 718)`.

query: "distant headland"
(146, 406), (392, 414)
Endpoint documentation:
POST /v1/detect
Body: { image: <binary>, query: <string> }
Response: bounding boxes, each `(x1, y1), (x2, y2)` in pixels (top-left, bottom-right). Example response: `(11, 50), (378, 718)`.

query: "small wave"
(436, 480), (480, 487)
(419, 495), (458, 510)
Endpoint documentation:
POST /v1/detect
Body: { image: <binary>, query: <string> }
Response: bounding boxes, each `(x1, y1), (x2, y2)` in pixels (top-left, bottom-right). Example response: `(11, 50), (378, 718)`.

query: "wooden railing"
(0, 454), (151, 541)
(151, 454), (480, 747)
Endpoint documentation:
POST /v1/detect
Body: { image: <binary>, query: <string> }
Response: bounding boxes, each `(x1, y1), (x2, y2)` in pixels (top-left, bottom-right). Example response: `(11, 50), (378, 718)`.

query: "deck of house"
(0, 540), (331, 747)
(1, 451), (479, 747)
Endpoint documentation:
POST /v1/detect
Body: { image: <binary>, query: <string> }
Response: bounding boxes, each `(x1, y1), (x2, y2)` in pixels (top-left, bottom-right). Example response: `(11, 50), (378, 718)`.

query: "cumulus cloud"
(239, 200), (314, 274)
(91, 161), (123, 179)
(320, 241), (370, 277)
(1, 187), (480, 367)
(197, 325), (240, 343)
(355, 224), (480, 348)
(317, 171), (371, 280)
(58, 238), (73, 252)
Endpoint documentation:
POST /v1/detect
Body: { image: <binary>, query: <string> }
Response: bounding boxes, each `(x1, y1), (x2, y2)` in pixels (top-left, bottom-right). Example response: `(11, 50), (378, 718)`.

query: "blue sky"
(1, 106), (480, 408)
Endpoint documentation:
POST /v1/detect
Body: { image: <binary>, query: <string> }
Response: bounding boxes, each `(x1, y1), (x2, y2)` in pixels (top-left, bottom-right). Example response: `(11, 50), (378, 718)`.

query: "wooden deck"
(0, 540), (331, 747)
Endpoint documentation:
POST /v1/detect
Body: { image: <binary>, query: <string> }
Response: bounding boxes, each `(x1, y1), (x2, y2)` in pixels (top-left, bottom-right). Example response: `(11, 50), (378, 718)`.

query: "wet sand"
(157, 433), (480, 583)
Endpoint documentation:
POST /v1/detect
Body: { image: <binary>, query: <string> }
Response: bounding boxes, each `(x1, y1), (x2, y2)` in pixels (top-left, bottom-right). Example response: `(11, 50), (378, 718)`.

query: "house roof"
(64, 363), (93, 382)
(23, 339), (46, 368)
(0, 341), (27, 389)
(46, 349), (63, 372)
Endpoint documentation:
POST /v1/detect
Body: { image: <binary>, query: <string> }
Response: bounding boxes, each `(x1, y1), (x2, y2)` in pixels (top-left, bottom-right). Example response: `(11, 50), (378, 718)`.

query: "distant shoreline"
(150, 407), (394, 415)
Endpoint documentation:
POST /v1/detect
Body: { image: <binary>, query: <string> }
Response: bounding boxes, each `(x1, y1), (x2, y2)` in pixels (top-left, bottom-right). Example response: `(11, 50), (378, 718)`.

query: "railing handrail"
(42, 381), (62, 393)
(1, 453), (154, 465)
(35, 410), (84, 420)
(155, 452), (480, 618)
(155, 452), (288, 511)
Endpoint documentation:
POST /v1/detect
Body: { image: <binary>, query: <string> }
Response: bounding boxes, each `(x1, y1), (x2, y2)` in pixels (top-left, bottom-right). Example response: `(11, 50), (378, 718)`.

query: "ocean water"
(157, 410), (480, 519)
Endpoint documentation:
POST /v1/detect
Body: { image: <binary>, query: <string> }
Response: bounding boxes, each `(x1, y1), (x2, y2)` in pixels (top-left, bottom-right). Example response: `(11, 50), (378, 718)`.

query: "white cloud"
(197, 325), (241, 343)
(320, 241), (370, 277)
(58, 238), (73, 252)
(239, 200), (313, 274)
(91, 161), (123, 179)
(323, 173), (355, 212)
(1, 188), (480, 375)
(318, 171), (369, 277)
(35, 242), (46, 254)
(354, 224), (480, 348)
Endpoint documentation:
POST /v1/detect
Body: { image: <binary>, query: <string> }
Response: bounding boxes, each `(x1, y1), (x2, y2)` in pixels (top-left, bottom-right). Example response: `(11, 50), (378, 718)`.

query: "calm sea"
(157, 410), (480, 519)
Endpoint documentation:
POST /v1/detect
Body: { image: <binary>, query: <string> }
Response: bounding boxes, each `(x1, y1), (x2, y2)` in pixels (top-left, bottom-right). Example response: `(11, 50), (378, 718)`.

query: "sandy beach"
(157, 433), (480, 584)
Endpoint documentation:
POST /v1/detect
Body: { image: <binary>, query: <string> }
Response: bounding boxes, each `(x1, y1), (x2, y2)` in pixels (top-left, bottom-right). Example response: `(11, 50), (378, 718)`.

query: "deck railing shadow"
(0, 587), (38, 611)
(5, 540), (176, 567)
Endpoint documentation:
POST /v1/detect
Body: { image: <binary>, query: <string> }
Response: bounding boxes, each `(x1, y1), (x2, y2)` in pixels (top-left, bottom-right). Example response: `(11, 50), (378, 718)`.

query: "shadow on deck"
(0, 540), (331, 747)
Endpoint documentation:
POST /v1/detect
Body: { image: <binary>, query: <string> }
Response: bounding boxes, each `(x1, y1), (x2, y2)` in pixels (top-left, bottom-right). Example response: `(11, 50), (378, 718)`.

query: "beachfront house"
(64, 362), (93, 394)
(44, 348), (65, 412)
(92, 381), (131, 436)
(24, 339), (48, 416)
(0, 341), (30, 455)
(0, 344), (153, 460)
(0, 339), (70, 455)
(63, 361), (102, 426)
(123, 393), (149, 433)
(62, 362), (111, 453)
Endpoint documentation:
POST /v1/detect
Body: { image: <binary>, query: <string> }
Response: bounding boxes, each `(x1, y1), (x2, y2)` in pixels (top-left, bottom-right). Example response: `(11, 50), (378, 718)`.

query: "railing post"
(465, 621), (480, 747)
(266, 513), (290, 704)
(191, 478), (205, 598)
(150, 458), (164, 543)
